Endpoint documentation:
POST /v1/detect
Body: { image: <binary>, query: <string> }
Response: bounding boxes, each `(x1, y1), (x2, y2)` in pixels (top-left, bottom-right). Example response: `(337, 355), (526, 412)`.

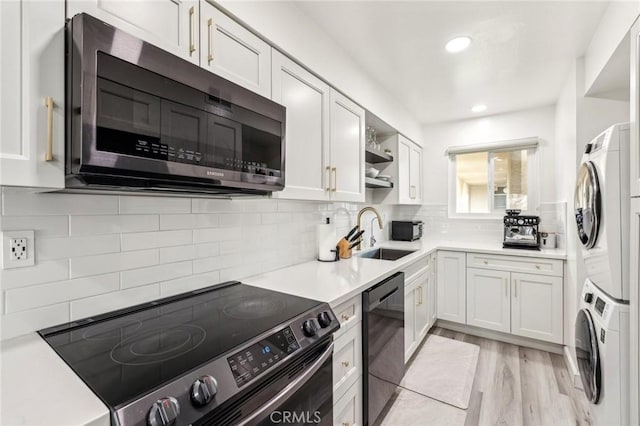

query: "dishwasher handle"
(368, 286), (399, 311)
(364, 272), (404, 311)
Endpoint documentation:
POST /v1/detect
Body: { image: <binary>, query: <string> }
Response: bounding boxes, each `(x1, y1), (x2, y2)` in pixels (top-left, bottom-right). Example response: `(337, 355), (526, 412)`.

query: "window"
(448, 139), (538, 217)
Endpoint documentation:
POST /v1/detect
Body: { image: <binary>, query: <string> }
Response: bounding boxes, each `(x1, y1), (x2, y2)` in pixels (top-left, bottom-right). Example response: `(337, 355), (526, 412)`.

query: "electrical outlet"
(10, 238), (27, 261)
(2, 230), (35, 269)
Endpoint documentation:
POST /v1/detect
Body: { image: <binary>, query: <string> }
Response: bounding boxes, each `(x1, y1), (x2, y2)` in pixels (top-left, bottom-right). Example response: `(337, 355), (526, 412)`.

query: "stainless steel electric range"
(39, 281), (339, 426)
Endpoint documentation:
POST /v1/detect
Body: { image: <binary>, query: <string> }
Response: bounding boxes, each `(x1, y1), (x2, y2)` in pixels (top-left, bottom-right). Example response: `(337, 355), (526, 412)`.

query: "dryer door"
(574, 161), (601, 249)
(575, 309), (601, 403)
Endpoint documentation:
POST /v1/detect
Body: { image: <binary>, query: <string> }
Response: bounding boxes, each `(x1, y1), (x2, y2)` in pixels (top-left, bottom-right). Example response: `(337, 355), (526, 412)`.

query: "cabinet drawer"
(466, 252), (563, 277)
(331, 295), (362, 339)
(403, 255), (430, 283)
(332, 325), (362, 402)
(333, 376), (363, 426)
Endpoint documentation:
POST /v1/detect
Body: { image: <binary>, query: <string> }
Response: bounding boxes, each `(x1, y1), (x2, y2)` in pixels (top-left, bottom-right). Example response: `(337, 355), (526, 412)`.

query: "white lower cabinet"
(466, 268), (511, 333)
(333, 376), (363, 426)
(429, 253), (438, 326)
(404, 279), (418, 362)
(462, 253), (564, 344)
(436, 251), (466, 324)
(510, 272), (563, 344)
(404, 259), (433, 362)
(331, 294), (363, 425)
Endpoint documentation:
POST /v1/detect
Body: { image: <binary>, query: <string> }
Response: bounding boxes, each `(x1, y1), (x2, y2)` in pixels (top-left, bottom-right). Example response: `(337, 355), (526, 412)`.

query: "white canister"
(541, 232), (556, 249)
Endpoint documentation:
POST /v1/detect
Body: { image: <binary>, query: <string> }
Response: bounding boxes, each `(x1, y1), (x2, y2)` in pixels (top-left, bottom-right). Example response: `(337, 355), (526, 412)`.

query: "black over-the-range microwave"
(66, 13), (286, 196)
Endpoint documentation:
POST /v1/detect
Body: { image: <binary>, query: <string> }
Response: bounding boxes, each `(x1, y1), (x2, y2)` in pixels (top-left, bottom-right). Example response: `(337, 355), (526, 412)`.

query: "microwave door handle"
(237, 342), (334, 426)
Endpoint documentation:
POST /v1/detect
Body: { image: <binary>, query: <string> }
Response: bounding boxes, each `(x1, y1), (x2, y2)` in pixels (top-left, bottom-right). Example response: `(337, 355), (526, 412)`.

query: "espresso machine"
(502, 209), (541, 250)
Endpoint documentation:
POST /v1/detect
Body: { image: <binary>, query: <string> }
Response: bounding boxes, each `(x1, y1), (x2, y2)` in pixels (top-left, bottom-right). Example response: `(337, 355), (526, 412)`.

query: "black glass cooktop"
(39, 281), (320, 409)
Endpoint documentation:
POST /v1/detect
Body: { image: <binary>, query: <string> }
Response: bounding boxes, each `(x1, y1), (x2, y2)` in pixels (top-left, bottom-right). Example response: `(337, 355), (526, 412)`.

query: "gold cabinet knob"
(483, 260), (488, 265)
(341, 314), (350, 321)
(342, 361), (350, 367)
(535, 264), (541, 269)
(342, 423), (350, 426)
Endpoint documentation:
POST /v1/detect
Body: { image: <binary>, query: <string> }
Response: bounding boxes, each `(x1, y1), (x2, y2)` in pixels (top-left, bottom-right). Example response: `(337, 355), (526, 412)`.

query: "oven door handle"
(237, 342), (334, 426)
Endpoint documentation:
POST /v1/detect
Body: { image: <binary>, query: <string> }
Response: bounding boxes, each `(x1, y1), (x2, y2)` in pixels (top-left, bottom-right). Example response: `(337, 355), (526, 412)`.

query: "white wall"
(422, 104), (557, 205)
(554, 56), (629, 381)
(216, 0), (423, 144)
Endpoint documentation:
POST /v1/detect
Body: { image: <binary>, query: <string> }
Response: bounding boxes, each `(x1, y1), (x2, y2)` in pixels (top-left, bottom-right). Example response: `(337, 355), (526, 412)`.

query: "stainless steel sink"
(359, 248), (416, 261)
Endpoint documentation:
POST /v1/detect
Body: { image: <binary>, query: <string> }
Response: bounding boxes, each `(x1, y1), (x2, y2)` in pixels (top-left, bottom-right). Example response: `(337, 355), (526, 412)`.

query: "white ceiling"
(295, 1), (609, 125)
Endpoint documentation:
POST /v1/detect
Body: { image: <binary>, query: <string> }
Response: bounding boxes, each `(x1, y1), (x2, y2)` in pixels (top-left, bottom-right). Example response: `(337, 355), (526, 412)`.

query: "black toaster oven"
(391, 221), (423, 241)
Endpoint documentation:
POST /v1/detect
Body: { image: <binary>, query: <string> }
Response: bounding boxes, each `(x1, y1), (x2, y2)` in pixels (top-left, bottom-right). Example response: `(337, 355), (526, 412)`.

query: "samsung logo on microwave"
(206, 171), (225, 177)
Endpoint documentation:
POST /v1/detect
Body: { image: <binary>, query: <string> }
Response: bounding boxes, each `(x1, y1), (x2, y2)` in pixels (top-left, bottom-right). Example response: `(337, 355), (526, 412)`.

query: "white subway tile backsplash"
(121, 261), (193, 289)
(122, 230), (192, 251)
(159, 271), (221, 297)
(2, 190), (118, 216)
(192, 199), (242, 213)
(70, 284), (160, 320)
(193, 227), (242, 243)
(37, 234), (121, 261)
(5, 273), (120, 313)
(70, 215), (159, 236)
(0, 215), (69, 237)
(1, 303), (69, 340)
(0, 189), (375, 339)
(1, 260), (69, 290)
(119, 196), (191, 214)
(70, 249), (159, 278)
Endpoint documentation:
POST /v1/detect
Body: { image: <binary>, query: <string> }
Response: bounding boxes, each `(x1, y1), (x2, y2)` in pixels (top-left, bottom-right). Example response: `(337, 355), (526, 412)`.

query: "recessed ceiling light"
(471, 104), (487, 113)
(445, 36), (472, 53)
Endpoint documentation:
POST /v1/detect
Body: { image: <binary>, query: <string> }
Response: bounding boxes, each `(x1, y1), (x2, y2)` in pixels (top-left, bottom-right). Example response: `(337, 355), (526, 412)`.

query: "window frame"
(447, 140), (539, 219)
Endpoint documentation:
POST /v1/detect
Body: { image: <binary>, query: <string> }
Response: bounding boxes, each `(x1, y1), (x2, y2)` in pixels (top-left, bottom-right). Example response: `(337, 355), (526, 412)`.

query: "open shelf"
(365, 148), (393, 164)
(365, 177), (393, 189)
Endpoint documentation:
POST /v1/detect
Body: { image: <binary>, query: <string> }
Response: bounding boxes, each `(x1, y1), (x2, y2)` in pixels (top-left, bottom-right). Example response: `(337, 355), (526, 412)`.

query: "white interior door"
(466, 268), (511, 333)
(271, 51), (330, 201)
(329, 90), (364, 202)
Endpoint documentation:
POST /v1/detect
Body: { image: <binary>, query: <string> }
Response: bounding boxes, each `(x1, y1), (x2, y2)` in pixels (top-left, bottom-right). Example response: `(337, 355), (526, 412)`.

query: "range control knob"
(191, 375), (218, 407)
(517, 219), (524, 225)
(584, 292), (594, 303)
(317, 311), (332, 328)
(302, 319), (318, 337)
(148, 397), (180, 426)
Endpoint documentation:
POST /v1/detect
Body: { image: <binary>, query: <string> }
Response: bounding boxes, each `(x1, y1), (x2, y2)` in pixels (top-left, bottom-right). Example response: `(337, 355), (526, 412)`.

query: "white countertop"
(243, 240), (566, 307)
(0, 240), (564, 426)
(1, 334), (110, 426)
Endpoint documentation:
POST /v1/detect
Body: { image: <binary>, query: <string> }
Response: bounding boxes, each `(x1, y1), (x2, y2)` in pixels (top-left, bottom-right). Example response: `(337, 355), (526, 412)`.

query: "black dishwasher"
(363, 272), (405, 425)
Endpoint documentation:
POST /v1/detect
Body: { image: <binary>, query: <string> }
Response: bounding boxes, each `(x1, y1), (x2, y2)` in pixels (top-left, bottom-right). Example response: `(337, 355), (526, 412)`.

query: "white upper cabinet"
(0, 0), (65, 188)
(372, 134), (423, 205)
(409, 141), (423, 203)
(466, 268), (511, 333)
(68, 0), (199, 64)
(631, 18), (640, 197)
(271, 50), (331, 201)
(329, 90), (365, 202)
(200, 1), (271, 97)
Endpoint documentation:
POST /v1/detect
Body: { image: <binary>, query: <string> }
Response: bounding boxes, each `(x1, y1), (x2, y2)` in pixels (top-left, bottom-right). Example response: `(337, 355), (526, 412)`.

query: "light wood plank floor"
(381, 327), (593, 426)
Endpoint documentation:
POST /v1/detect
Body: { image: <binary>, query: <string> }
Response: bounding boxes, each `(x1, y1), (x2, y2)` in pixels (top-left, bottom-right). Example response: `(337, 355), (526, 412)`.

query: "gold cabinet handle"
(342, 423), (350, 426)
(332, 167), (337, 191)
(505, 279), (508, 297)
(326, 166), (332, 191)
(483, 260), (489, 265)
(341, 314), (350, 321)
(341, 360), (350, 367)
(189, 6), (196, 54)
(535, 264), (541, 269)
(514, 280), (518, 298)
(44, 97), (54, 161)
(415, 288), (420, 306)
(410, 185), (416, 199)
(207, 18), (214, 64)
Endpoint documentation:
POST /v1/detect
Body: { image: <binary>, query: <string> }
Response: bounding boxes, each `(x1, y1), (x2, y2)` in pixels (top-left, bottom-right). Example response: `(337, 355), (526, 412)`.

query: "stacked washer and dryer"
(574, 123), (630, 426)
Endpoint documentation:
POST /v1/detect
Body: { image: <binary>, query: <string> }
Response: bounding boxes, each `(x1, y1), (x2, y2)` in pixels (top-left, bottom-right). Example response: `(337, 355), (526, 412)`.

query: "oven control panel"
(227, 326), (300, 387)
(504, 216), (540, 226)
